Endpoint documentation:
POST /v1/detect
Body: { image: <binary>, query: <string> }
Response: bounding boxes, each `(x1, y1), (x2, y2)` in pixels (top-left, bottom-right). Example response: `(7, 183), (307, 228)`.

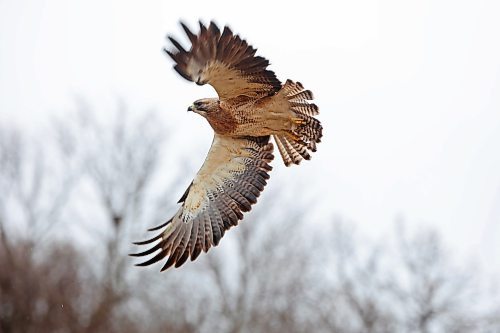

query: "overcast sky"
(1, 0), (499, 272)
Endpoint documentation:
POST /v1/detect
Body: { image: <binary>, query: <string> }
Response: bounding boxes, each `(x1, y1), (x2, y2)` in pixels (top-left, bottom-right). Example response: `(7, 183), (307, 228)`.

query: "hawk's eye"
(194, 101), (202, 107)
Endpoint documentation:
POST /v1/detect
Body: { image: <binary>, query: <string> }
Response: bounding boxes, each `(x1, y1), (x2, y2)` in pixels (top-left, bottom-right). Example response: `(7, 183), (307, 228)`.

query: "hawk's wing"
(131, 135), (274, 270)
(165, 21), (282, 100)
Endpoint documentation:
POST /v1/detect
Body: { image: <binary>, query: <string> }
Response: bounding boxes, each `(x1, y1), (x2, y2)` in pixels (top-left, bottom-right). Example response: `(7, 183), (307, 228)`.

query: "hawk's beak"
(187, 105), (194, 112)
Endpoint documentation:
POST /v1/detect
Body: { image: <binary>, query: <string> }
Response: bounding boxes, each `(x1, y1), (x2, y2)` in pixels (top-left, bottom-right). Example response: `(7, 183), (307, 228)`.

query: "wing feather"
(132, 135), (274, 270)
(166, 21), (281, 99)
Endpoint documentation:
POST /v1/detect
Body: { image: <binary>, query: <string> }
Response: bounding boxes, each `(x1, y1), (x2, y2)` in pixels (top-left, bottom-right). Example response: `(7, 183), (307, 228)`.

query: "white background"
(1, 0), (499, 272)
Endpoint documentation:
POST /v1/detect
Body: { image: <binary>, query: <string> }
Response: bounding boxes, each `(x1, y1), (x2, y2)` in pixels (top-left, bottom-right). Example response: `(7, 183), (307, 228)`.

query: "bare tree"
(0, 126), (74, 252)
(314, 220), (397, 333)
(139, 189), (323, 333)
(0, 127), (82, 333)
(53, 99), (171, 332)
(392, 225), (483, 333)
(128, 196), (500, 333)
(201, 205), (312, 333)
(2, 103), (500, 333)
(0, 101), (176, 332)
(0, 239), (92, 333)
(313, 220), (500, 333)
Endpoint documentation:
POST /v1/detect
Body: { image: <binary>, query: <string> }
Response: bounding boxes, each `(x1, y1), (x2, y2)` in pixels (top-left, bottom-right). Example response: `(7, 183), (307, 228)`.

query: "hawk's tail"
(273, 80), (323, 166)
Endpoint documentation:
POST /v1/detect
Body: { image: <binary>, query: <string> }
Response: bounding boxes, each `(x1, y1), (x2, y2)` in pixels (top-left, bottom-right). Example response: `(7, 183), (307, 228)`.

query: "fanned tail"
(273, 80), (323, 166)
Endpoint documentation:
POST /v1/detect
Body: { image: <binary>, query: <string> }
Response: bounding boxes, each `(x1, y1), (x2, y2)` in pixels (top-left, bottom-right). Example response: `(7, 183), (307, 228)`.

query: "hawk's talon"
(292, 117), (306, 125)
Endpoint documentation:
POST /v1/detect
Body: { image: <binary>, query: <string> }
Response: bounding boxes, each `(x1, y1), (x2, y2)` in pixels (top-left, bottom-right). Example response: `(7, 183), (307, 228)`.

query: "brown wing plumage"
(131, 135), (274, 270)
(165, 21), (282, 100)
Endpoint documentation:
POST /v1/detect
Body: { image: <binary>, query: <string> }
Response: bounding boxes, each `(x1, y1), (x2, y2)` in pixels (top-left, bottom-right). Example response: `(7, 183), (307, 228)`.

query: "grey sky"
(1, 0), (499, 272)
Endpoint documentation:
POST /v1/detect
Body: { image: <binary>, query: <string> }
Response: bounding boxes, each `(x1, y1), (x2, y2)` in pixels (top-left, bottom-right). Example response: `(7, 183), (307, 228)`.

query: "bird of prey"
(131, 21), (323, 270)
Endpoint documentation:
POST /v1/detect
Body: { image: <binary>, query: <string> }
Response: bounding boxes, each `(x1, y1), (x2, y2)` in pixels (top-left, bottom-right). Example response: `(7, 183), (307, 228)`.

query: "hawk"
(131, 21), (322, 270)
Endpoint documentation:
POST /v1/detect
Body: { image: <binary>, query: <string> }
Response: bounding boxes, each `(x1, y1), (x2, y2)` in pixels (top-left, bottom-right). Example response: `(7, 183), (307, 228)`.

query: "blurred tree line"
(0, 101), (499, 333)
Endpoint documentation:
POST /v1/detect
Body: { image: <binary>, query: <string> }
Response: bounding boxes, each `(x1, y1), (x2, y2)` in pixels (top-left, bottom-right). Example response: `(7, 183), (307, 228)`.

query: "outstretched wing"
(165, 21), (282, 100)
(131, 135), (274, 270)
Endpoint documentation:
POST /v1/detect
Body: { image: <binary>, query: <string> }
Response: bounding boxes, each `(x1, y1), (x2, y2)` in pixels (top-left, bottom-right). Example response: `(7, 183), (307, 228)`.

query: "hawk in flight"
(131, 21), (323, 270)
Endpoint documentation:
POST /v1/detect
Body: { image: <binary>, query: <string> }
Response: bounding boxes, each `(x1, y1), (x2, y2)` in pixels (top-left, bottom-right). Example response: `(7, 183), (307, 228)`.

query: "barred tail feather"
(274, 79), (323, 166)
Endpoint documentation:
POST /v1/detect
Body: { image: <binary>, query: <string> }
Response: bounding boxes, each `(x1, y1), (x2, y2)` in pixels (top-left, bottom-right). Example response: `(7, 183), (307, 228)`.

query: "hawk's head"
(188, 98), (219, 117)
